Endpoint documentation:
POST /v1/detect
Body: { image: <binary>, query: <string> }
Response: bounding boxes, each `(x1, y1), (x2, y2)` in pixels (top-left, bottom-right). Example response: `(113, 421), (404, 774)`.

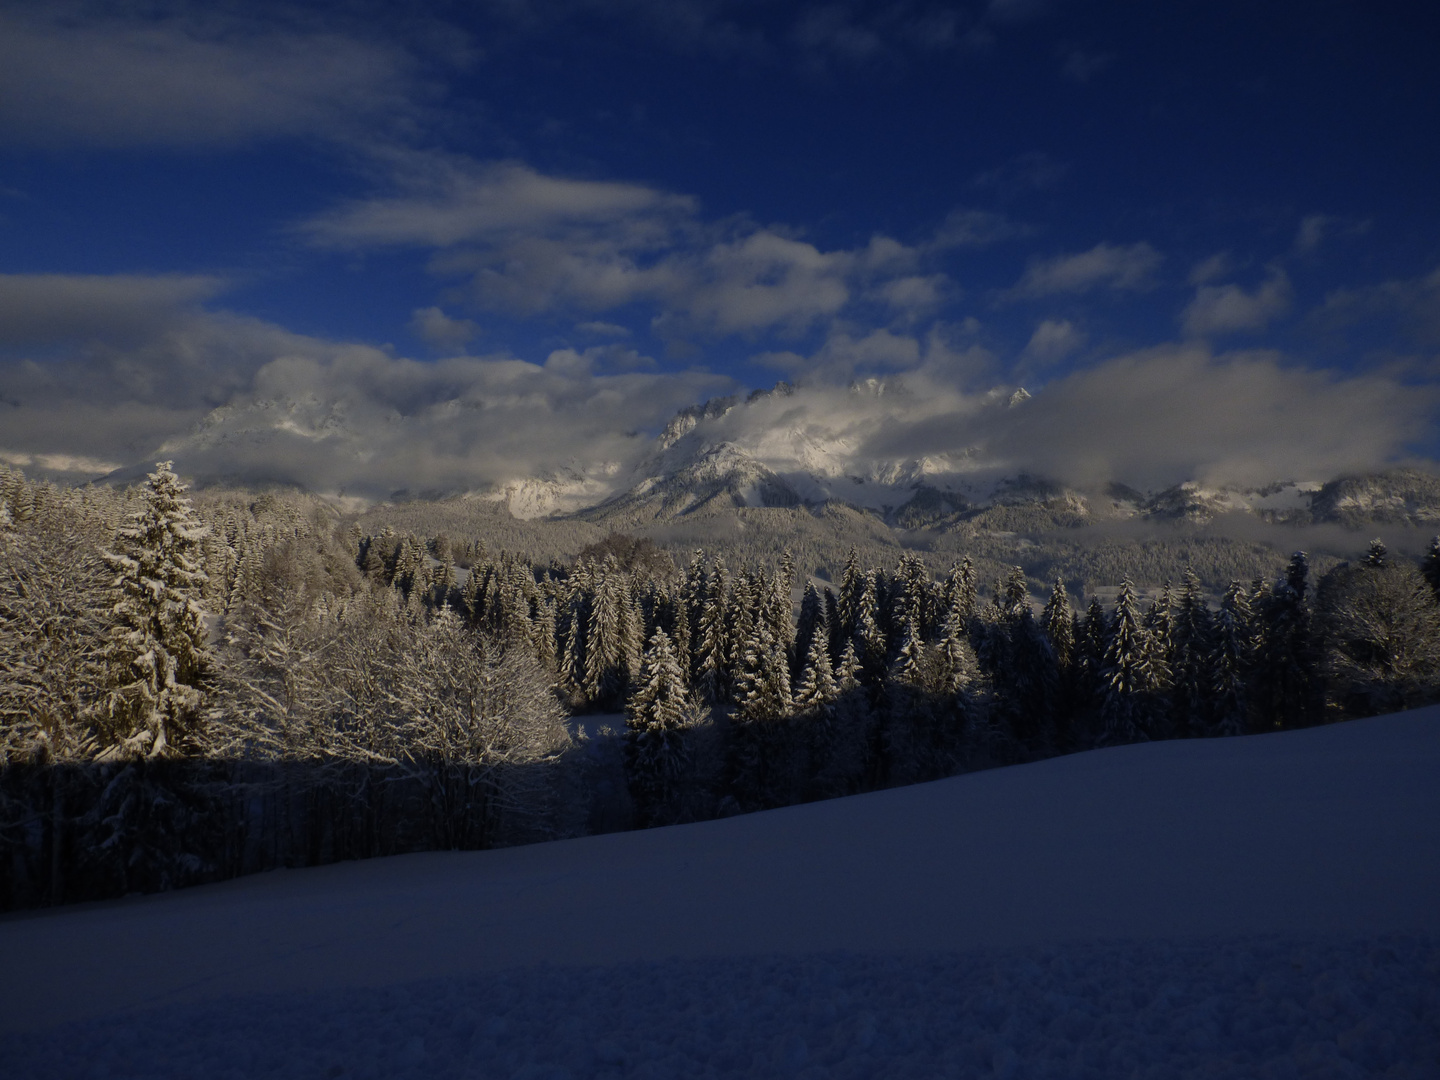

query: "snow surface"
(4, 709), (1439, 1077)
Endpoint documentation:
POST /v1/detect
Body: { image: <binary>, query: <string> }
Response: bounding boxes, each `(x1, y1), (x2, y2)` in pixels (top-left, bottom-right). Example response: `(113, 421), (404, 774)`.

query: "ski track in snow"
(4, 709), (1440, 1076)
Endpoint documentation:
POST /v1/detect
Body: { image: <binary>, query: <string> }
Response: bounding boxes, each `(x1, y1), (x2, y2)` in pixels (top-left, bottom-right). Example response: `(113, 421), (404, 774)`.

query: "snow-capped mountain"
(113, 377), (1440, 531)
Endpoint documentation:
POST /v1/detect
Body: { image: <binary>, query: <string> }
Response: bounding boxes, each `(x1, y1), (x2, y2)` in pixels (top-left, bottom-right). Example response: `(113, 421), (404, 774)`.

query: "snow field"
(2, 708), (1438, 1075)
(8, 938), (1439, 1079)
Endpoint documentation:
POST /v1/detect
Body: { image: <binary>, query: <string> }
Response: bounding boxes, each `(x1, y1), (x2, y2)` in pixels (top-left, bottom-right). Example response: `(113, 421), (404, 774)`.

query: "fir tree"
(1211, 579), (1255, 736)
(1364, 538), (1388, 568)
(1099, 578), (1162, 744)
(1170, 568), (1214, 736)
(99, 462), (212, 757)
(1040, 578), (1074, 672)
(1423, 536), (1440, 604)
(793, 613), (839, 711)
(943, 557), (977, 626)
(625, 629), (695, 825)
(1254, 551), (1321, 729)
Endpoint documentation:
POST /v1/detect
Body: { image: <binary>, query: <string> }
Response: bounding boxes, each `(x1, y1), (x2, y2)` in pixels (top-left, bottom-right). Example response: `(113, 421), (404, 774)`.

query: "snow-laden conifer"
(1099, 578), (1162, 744)
(1211, 579), (1254, 736)
(1040, 578), (1074, 672)
(793, 614), (839, 711)
(99, 462), (211, 758)
(625, 628), (695, 825)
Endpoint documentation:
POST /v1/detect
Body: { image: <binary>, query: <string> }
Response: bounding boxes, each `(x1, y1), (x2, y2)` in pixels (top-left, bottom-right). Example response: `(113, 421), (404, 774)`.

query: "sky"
(1, 0), (1438, 492)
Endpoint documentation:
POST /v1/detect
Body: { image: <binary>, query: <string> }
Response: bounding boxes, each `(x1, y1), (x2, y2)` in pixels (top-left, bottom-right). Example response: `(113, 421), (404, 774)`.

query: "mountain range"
(112, 380), (1440, 535)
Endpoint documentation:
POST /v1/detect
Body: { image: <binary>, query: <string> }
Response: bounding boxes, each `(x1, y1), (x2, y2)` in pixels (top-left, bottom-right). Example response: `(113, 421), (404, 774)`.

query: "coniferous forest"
(4, 462), (1440, 910)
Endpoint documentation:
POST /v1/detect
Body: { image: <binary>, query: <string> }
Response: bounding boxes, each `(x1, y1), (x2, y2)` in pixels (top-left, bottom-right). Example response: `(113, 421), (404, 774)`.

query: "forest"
(4, 462), (1440, 910)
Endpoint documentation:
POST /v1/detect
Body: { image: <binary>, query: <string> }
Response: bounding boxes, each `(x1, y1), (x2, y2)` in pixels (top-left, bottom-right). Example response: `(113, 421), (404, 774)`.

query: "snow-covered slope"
(3, 710), (1438, 1075)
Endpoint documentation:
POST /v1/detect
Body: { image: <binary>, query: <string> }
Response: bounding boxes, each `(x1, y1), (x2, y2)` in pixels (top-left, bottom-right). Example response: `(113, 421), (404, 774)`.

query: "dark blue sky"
(1, 0), (1437, 485)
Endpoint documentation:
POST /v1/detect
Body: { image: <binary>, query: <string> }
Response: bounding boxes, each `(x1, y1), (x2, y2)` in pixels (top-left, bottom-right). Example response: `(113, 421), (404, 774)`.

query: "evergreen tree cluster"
(5, 462), (1440, 909)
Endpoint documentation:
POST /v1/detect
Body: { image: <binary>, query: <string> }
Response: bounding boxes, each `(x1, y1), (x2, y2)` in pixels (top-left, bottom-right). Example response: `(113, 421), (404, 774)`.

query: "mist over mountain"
(80, 350), (1436, 541)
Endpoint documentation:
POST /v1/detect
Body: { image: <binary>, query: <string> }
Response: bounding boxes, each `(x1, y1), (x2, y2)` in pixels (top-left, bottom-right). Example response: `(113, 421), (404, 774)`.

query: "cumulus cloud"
(1020, 318), (1083, 365)
(0, 273), (226, 348)
(1182, 269), (1291, 336)
(410, 307), (480, 352)
(0, 270), (735, 490)
(1318, 265), (1440, 346)
(1294, 213), (1370, 254)
(972, 151), (1069, 194)
(929, 208), (1023, 249)
(0, 7), (420, 147)
(161, 347), (732, 497)
(1188, 252), (1234, 286)
(0, 273), (357, 474)
(303, 158), (691, 249)
(1010, 242), (1162, 298)
(305, 154), (937, 339)
(861, 345), (1434, 490)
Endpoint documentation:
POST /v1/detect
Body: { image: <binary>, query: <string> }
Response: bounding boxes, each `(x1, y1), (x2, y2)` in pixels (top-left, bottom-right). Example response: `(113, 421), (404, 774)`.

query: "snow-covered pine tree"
(936, 592), (979, 697)
(1040, 578), (1074, 672)
(734, 615), (792, 721)
(99, 462), (211, 758)
(890, 614), (926, 685)
(895, 553), (934, 640)
(1143, 580), (1175, 695)
(1000, 566), (1030, 622)
(582, 559), (625, 705)
(836, 547), (864, 643)
(1364, 538), (1388, 569)
(793, 613), (839, 712)
(854, 570), (887, 683)
(1170, 568), (1215, 736)
(793, 581), (825, 683)
(1254, 551), (1320, 729)
(1423, 536), (1440, 604)
(942, 557), (977, 626)
(1098, 578), (1161, 745)
(695, 558), (731, 704)
(1211, 579), (1255, 736)
(625, 628), (695, 825)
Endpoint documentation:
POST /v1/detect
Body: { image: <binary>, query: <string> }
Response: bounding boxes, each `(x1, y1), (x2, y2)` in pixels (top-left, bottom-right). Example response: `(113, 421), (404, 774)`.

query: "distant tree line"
(3, 463), (1439, 909)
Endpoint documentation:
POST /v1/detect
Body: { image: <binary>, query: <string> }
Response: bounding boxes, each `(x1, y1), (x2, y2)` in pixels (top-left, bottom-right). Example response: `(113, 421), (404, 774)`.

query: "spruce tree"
(1211, 579), (1255, 736)
(100, 462), (212, 757)
(1422, 536), (1440, 604)
(625, 629), (694, 825)
(1040, 578), (1074, 672)
(793, 614), (839, 712)
(1170, 568), (1214, 736)
(1255, 551), (1320, 729)
(1099, 579), (1161, 744)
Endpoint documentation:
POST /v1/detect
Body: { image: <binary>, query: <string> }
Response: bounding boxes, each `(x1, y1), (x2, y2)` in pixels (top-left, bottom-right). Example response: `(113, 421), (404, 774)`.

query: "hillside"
(4, 708), (1438, 1076)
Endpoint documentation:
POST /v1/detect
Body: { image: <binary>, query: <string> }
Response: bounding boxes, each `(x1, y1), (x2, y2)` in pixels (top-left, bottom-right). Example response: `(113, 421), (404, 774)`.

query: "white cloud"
(1182, 269), (1291, 336)
(1020, 318), (1083, 365)
(306, 154), (937, 339)
(930, 208), (1022, 249)
(862, 344), (1434, 490)
(0, 273), (226, 347)
(1188, 252), (1234, 286)
(972, 151), (1069, 193)
(162, 347), (732, 497)
(410, 307), (480, 352)
(0, 8), (420, 147)
(1294, 213), (1371, 255)
(1011, 242), (1162, 298)
(576, 321), (632, 337)
(304, 158), (691, 249)
(1319, 265), (1440, 346)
